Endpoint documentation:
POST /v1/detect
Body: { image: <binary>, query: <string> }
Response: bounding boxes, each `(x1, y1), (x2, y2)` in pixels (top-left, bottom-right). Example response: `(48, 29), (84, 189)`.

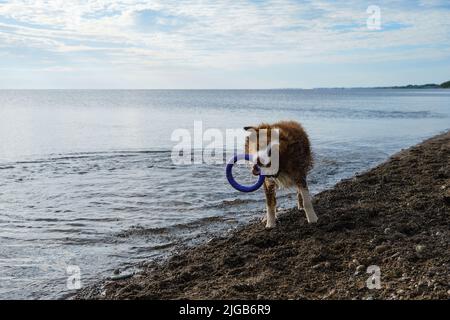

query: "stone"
(375, 244), (389, 253)
(354, 265), (365, 275)
(415, 244), (426, 253)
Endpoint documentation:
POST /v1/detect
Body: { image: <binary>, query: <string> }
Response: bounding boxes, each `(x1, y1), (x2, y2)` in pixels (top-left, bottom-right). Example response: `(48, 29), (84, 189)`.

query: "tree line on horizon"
(389, 80), (450, 89)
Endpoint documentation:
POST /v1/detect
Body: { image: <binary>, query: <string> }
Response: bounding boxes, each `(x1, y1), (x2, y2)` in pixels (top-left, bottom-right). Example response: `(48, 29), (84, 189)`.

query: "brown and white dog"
(244, 120), (318, 229)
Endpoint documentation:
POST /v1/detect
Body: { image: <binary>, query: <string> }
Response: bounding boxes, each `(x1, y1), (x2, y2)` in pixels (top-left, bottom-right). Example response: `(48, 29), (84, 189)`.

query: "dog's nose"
(252, 164), (261, 176)
(256, 157), (263, 167)
(256, 156), (271, 168)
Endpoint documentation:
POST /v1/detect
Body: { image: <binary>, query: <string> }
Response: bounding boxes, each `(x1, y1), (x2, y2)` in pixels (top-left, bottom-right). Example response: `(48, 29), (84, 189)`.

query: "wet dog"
(244, 120), (318, 228)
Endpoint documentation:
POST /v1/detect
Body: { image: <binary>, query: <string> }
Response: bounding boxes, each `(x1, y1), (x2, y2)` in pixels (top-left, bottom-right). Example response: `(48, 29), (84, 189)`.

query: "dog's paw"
(265, 220), (276, 229)
(262, 213), (280, 224)
(305, 208), (318, 224)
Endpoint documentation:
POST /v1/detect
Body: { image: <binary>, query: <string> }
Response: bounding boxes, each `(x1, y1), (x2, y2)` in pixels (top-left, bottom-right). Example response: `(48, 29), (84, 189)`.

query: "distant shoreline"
(314, 81), (450, 90)
(374, 82), (450, 89)
(0, 80), (449, 91)
(0, 87), (449, 91)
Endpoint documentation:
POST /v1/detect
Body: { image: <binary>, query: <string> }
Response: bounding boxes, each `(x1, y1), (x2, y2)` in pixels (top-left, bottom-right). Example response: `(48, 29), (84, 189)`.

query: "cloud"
(0, 0), (449, 87)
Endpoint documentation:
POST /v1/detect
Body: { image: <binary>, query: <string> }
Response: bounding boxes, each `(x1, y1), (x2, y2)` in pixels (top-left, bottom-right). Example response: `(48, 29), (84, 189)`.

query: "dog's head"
(244, 124), (282, 176)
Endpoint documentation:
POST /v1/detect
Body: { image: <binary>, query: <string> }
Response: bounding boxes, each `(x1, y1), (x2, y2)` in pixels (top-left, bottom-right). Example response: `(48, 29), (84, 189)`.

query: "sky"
(0, 0), (449, 89)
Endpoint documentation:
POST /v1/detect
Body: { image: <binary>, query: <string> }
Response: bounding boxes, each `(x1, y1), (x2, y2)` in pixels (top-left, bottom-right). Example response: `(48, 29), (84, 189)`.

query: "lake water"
(0, 89), (449, 299)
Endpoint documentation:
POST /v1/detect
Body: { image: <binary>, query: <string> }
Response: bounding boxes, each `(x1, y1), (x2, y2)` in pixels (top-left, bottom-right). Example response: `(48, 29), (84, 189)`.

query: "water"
(0, 89), (449, 299)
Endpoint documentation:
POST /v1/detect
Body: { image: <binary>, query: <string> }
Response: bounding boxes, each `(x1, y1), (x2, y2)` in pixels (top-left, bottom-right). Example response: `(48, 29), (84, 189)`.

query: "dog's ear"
(244, 126), (256, 131)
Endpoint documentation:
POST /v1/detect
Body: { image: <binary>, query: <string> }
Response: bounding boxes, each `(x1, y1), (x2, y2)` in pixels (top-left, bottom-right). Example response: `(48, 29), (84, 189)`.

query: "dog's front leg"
(263, 180), (277, 229)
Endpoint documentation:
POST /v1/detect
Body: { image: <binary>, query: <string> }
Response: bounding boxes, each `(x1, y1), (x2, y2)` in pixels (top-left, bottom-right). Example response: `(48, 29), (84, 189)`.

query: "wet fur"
(245, 120), (318, 228)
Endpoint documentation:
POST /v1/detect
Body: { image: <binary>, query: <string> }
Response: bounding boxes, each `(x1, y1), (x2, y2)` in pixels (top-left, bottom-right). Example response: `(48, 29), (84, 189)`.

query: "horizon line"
(0, 86), (447, 91)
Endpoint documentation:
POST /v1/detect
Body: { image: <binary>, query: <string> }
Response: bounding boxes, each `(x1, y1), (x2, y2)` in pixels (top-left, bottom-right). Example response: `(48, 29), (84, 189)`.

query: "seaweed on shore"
(75, 131), (450, 300)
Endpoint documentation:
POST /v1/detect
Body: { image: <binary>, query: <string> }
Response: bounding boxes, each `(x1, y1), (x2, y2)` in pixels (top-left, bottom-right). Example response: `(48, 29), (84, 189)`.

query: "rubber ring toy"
(226, 154), (265, 192)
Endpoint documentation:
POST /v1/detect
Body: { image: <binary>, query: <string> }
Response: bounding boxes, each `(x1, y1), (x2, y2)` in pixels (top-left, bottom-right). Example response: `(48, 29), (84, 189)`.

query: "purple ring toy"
(226, 154), (265, 193)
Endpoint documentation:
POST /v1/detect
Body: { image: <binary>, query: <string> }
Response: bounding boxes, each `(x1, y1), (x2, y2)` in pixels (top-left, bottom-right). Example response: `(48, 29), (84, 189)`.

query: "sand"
(75, 131), (450, 300)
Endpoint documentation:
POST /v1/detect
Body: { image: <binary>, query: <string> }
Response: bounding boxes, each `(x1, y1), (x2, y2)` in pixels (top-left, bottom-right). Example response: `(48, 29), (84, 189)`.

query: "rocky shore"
(76, 131), (450, 300)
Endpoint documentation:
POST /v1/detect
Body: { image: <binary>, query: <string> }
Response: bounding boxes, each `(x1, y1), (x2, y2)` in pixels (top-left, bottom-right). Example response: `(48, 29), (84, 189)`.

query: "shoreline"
(75, 131), (450, 300)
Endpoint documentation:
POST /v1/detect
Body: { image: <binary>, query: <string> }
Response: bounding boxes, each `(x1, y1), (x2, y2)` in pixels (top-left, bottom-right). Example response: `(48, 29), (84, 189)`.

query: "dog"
(244, 120), (318, 229)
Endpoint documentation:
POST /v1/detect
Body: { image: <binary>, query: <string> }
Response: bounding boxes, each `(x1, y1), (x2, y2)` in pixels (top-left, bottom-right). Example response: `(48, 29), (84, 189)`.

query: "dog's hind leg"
(263, 180), (277, 229)
(297, 189), (304, 210)
(297, 178), (318, 224)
